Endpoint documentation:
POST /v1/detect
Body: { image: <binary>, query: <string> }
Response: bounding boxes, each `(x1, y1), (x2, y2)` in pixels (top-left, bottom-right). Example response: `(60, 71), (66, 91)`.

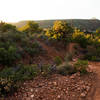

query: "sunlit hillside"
(11, 19), (100, 32)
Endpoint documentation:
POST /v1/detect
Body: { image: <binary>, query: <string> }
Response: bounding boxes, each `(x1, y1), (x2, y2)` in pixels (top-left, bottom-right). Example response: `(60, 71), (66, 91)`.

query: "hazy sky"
(0, 0), (99, 22)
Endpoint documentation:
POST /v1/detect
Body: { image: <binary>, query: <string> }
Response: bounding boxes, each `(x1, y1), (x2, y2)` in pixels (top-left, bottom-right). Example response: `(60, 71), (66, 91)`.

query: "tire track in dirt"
(86, 62), (100, 100)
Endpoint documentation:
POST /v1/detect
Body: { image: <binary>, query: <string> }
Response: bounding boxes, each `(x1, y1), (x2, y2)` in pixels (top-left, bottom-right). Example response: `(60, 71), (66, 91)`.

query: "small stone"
(57, 95), (61, 98)
(48, 82), (52, 85)
(63, 89), (66, 91)
(76, 72), (80, 76)
(88, 65), (92, 68)
(70, 75), (75, 79)
(35, 89), (38, 92)
(73, 58), (77, 62)
(24, 83), (26, 85)
(66, 79), (68, 82)
(30, 89), (33, 92)
(86, 86), (90, 91)
(77, 87), (81, 91)
(66, 91), (68, 94)
(80, 93), (86, 97)
(53, 82), (57, 86)
(31, 94), (34, 98)
(24, 93), (28, 97)
(82, 85), (86, 89)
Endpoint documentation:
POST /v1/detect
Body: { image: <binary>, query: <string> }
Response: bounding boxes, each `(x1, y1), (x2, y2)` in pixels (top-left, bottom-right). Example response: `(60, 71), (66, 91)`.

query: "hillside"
(1, 20), (100, 100)
(11, 19), (100, 32)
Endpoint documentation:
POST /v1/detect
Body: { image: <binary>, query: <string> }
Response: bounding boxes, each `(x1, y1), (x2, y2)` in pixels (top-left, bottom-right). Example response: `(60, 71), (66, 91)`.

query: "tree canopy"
(0, 22), (16, 32)
(46, 21), (73, 44)
(18, 21), (42, 34)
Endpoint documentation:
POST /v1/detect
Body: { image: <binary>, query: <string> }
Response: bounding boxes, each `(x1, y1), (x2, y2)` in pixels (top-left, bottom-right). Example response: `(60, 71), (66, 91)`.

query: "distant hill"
(11, 19), (100, 32)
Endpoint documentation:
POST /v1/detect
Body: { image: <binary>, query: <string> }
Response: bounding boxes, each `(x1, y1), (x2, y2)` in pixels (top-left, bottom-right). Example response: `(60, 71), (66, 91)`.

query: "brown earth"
(86, 62), (100, 100)
(1, 40), (100, 100)
(34, 41), (100, 100)
(38, 40), (66, 60)
(5, 73), (94, 100)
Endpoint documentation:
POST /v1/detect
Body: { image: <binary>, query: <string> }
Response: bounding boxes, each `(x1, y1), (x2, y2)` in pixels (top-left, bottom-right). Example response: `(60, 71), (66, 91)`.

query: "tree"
(18, 21), (42, 34)
(45, 21), (73, 46)
(0, 22), (16, 32)
(72, 28), (90, 48)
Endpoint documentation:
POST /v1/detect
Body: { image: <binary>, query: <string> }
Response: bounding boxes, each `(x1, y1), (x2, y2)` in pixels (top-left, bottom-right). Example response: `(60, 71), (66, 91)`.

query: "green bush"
(84, 46), (100, 61)
(0, 64), (39, 82)
(0, 64), (40, 97)
(57, 62), (74, 75)
(54, 56), (62, 66)
(73, 33), (89, 48)
(56, 54), (75, 75)
(74, 59), (88, 74)
(14, 65), (39, 81)
(0, 23), (16, 32)
(24, 41), (42, 57)
(0, 46), (21, 66)
(91, 56), (97, 61)
(40, 64), (51, 77)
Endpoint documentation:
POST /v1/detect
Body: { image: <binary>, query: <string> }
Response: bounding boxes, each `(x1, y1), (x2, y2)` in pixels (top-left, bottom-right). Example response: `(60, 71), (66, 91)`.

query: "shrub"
(0, 23), (16, 32)
(56, 54), (76, 75)
(0, 46), (21, 66)
(0, 64), (39, 97)
(72, 30), (89, 48)
(57, 62), (74, 75)
(74, 59), (88, 74)
(91, 56), (97, 61)
(54, 56), (62, 66)
(38, 34), (48, 40)
(84, 46), (100, 61)
(40, 64), (52, 77)
(14, 65), (39, 81)
(45, 21), (73, 47)
(24, 41), (42, 57)
(0, 64), (39, 82)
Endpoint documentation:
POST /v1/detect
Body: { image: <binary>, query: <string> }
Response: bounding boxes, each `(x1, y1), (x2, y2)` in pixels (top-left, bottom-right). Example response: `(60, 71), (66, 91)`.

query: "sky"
(0, 0), (99, 22)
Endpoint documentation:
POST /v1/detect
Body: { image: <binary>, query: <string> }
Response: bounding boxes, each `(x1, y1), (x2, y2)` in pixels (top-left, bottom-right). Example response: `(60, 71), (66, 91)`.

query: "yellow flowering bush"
(98, 39), (100, 43)
(45, 21), (73, 46)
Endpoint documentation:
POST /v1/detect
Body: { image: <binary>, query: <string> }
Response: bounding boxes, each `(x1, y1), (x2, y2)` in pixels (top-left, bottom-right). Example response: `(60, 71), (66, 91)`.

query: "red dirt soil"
(86, 62), (100, 100)
(5, 73), (94, 100)
(1, 40), (99, 100)
(38, 40), (66, 60)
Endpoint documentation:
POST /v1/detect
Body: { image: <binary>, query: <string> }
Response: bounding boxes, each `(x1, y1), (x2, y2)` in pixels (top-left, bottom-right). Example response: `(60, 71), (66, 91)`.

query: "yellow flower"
(98, 39), (100, 42)
(52, 34), (57, 39)
(85, 34), (90, 39)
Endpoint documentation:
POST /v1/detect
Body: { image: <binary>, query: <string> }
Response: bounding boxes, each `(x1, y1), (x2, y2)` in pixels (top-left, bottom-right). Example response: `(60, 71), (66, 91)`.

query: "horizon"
(8, 18), (99, 23)
(0, 0), (99, 22)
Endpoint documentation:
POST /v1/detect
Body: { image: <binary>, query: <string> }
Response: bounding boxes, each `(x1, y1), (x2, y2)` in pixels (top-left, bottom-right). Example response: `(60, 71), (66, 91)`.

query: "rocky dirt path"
(6, 73), (93, 100)
(86, 62), (100, 100)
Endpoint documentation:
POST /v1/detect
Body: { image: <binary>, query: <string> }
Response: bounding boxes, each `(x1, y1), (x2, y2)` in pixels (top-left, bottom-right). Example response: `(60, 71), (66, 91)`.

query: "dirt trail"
(38, 40), (65, 60)
(86, 62), (100, 100)
(67, 43), (76, 53)
(37, 40), (100, 100)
